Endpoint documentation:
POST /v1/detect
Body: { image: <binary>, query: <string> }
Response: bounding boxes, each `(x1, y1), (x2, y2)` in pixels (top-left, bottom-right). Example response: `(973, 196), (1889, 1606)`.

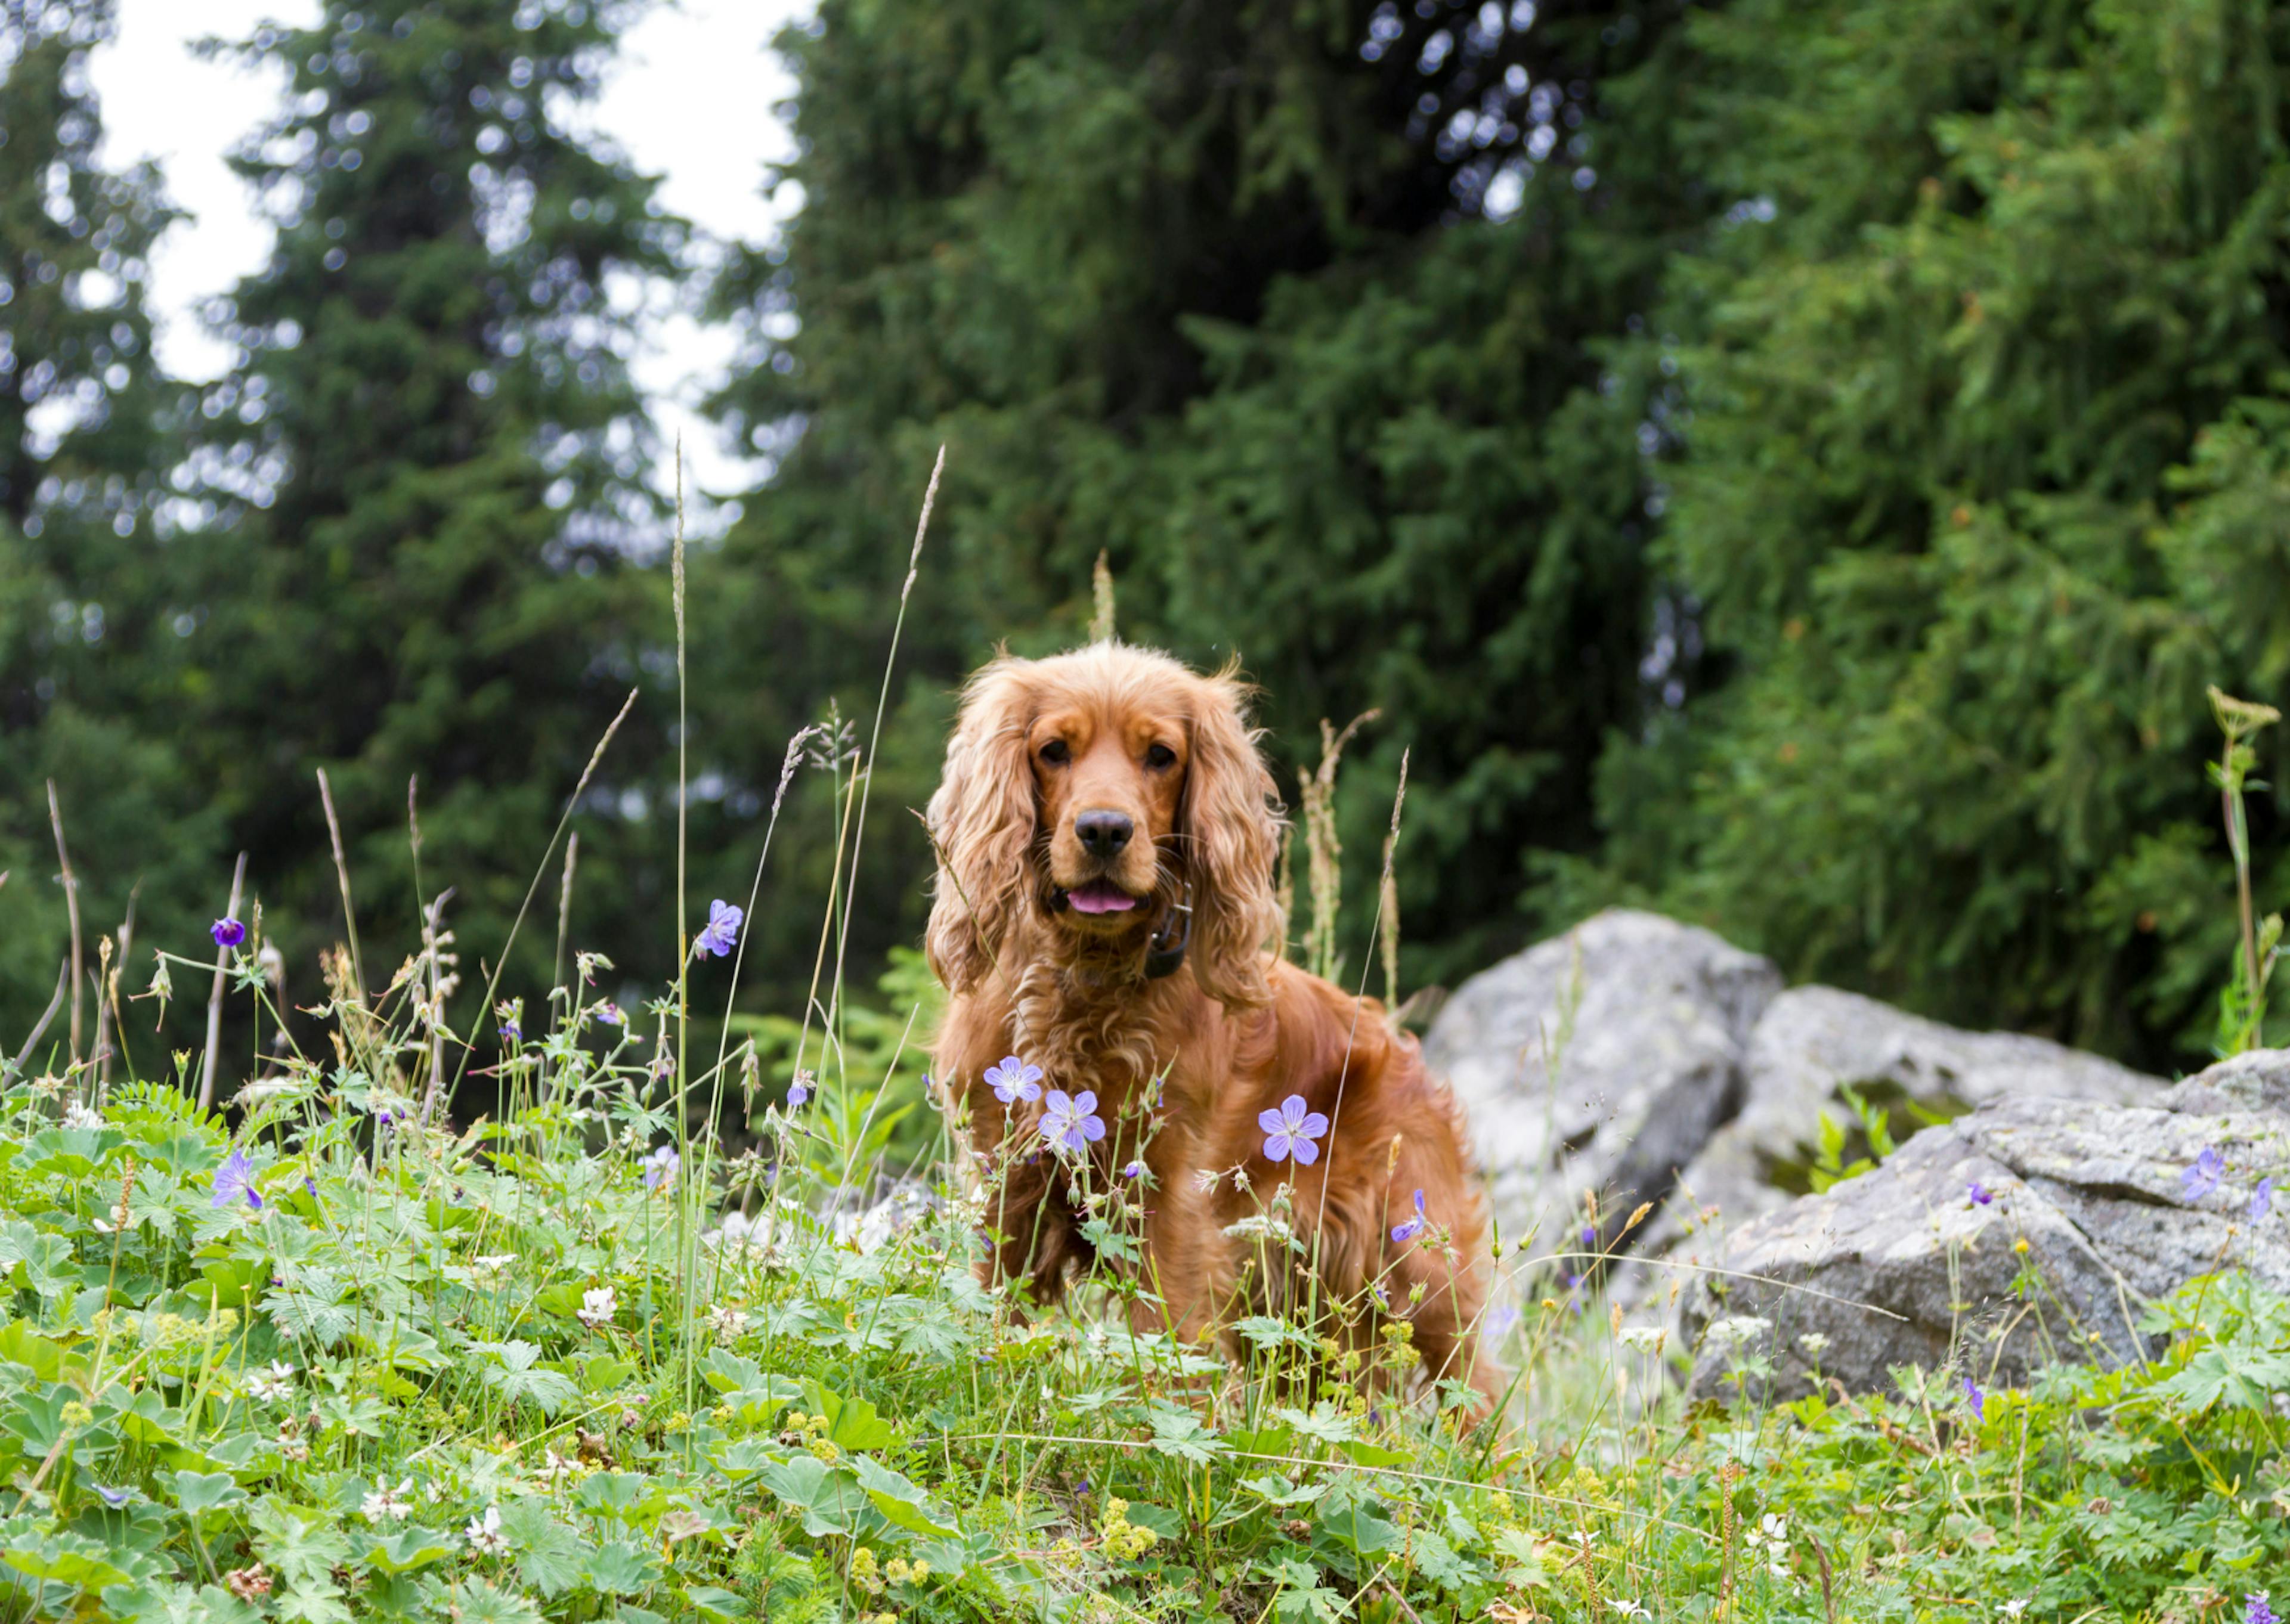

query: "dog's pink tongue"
(1068, 882), (1137, 915)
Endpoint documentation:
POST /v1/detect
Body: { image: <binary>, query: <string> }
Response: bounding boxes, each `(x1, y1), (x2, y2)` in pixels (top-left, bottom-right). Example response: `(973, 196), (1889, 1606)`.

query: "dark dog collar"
(1144, 888), (1192, 980)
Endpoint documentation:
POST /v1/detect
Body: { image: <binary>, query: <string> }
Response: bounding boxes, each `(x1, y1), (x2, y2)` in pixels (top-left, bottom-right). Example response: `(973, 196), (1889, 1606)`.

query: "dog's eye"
(1040, 739), (1071, 765)
(1144, 743), (1177, 770)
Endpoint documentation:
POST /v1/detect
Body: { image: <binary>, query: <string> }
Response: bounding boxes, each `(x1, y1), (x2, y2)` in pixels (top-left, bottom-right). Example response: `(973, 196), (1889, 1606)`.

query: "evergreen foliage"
(1581, 0), (2290, 1064)
(166, 0), (685, 1019)
(696, 0), (1690, 994)
(0, 1), (209, 1040)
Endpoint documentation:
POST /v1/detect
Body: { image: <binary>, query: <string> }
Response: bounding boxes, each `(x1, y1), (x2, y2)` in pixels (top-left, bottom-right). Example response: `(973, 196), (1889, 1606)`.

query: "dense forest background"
(1, 0), (2283, 1081)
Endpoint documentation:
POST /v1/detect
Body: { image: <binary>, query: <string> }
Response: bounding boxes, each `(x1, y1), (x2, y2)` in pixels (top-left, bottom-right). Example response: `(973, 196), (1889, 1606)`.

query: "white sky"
(88, 0), (815, 528)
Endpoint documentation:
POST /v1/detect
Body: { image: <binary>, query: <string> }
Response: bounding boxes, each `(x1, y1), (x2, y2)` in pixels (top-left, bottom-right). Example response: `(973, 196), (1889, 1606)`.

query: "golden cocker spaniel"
(924, 641), (1502, 1417)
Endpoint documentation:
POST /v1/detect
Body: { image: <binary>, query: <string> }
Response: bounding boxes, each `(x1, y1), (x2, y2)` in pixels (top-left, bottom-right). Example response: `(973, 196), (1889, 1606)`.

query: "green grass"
(2, 946), (2290, 1623)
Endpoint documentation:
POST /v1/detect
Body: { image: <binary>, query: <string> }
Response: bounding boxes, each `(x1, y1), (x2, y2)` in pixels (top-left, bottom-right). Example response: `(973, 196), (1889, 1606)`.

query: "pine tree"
(174, 0), (683, 1021)
(1589, 0), (2290, 1065)
(694, 0), (1694, 999)
(0, 1), (208, 1042)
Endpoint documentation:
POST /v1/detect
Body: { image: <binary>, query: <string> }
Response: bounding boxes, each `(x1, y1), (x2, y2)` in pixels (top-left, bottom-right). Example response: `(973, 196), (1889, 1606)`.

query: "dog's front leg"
(1128, 1170), (1237, 1352)
(976, 1155), (1087, 1315)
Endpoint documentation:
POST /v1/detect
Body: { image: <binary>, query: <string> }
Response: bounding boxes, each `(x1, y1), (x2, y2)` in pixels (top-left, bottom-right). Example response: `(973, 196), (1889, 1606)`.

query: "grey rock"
(1423, 909), (1783, 1258)
(1661, 985), (2158, 1246)
(1679, 1050), (2290, 1400)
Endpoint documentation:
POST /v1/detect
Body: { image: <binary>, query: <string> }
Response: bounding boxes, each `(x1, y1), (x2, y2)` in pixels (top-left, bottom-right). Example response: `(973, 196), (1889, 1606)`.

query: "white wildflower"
(1617, 1325), (1667, 1354)
(537, 1448), (580, 1487)
(576, 1286), (618, 1329)
(1744, 1512), (1790, 1578)
(1221, 1212), (1297, 1247)
(62, 1101), (104, 1131)
(469, 1253), (517, 1282)
(360, 1478), (413, 1521)
(465, 1505), (510, 1555)
(1704, 1315), (1772, 1350)
(1798, 1332), (1831, 1358)
(704, 1304), (750, 1338)
(246, 1361), (296, 1402)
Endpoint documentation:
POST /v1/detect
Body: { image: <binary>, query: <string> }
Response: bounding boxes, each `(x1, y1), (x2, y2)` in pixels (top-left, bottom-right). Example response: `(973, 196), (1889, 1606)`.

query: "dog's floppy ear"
(1181, 666), (1285, 1009)
(925, 659), (1039, 994)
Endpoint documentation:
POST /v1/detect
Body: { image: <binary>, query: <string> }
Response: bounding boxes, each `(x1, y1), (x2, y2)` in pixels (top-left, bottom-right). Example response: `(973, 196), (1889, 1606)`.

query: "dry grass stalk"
(46, 781), (81, 1062)
(1296, 711), (1378, 983)
(317, 768), (366, 1002)
(197, 853), (247, 1113)
(1090, 549), (1116, 642)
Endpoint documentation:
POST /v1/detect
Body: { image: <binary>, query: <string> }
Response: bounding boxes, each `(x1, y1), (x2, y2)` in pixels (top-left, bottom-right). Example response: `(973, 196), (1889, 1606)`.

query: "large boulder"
(1423, 910), (1782, 1257)
(1428, 910), (2162, 1296)
(1657, 985), (2158, 1247)
(1679, 1049), (2290, 1400)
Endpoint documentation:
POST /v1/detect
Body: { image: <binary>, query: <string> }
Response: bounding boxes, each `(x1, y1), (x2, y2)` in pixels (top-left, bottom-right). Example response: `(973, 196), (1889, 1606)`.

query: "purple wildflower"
(211, 1149), (261, 1211)
(1968, 1181), (1994, 1207)
(1122, 1161), (1146, 1180)
(95, 1485), (131, 1508)
(787, 1072), (812, 1108)
(641, 1146), (679, 1189)
(2255, 1178), (2275, 1222)
(985, 1055), (1043, 1106)
(2184, 1145), (2227, 1202)
(1390, 1189), (1428, 1245)
(691, 899), (744, 960)
(1258, 1095), (1330, 1166)
(498, 1022), (521, 1045)
(1580, 1224), (1600, 1251)
(1486, 1304), (1522, 1339)
(596, 1002), (625, 1027)
(1039, 1090), (1106, 1157)
(2247, 1594), (2276, 1624)
(211, 918), (246, 949)
(1962, 1376), (1985, 1422)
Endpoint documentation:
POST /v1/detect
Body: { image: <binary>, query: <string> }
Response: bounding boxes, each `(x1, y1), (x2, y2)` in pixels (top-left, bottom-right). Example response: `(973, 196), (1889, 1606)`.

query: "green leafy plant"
(1806, 1084), (1899, 1192)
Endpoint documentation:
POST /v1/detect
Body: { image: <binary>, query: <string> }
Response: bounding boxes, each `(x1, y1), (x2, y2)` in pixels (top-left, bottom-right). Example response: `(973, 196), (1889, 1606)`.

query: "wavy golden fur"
(926, 642), (1502, 1417)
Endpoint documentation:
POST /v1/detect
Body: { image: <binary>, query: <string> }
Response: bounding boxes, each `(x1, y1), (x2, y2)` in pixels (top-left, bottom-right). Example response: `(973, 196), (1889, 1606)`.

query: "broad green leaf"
(171, 1465), (247, 1511)
(757, 1456), (879, 1538)
(802, 1382), (896, 1452)
(361, 1527), (456, 1575)
(581, 1541), (661, 1595)
(495, 1498), (584, 1598)
(851, 1455), (956, 1537)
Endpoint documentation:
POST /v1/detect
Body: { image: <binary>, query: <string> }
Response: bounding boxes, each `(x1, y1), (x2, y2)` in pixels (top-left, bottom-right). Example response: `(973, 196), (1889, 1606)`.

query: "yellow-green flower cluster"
(1098, 1498), (1158, 1560)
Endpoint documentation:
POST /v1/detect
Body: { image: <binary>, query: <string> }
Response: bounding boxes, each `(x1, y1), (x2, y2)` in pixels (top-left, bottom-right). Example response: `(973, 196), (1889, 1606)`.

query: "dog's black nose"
(1074, 809), (1134, 859)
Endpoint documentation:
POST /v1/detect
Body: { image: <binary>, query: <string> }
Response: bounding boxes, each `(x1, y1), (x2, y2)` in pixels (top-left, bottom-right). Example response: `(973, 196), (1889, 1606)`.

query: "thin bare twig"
(46, 781), (81, 1062)
(448, 686), (639, 1101)
(317, 767), (366, 1001)
(420, 888), (454, 1120)
(96, 885), (138, 1090)
(197, 853), (247, 1113)
(553, 831), (579, 996)
(9, 960), (69, 1078)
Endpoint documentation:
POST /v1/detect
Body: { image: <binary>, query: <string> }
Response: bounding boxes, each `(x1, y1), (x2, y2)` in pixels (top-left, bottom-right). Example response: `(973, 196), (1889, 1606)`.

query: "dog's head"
(924, 643), (1285, 1008)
